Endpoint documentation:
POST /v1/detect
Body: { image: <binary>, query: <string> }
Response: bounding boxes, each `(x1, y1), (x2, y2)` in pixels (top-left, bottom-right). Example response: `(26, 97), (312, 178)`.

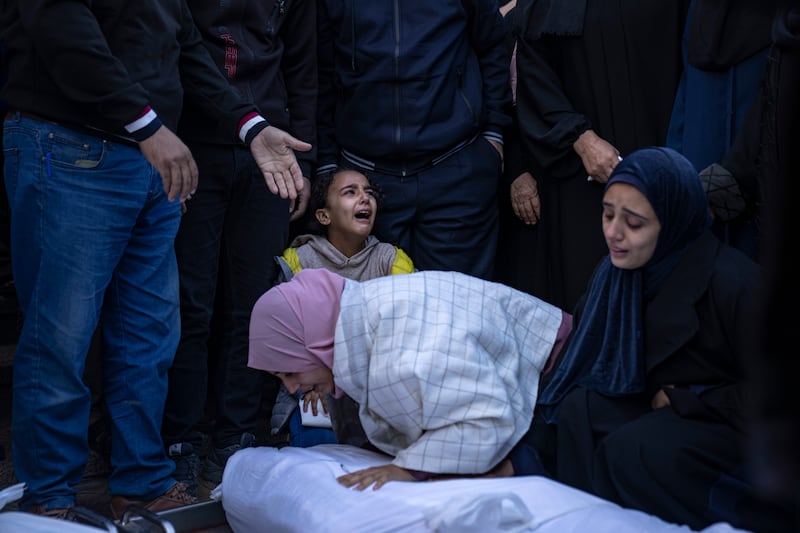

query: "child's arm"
(391, 247), (415, 274)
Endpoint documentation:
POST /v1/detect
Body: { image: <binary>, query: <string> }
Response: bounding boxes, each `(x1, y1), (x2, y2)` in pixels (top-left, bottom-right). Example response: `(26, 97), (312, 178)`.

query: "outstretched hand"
(250, 126), (312, 200)
(337, 464), (415, 491)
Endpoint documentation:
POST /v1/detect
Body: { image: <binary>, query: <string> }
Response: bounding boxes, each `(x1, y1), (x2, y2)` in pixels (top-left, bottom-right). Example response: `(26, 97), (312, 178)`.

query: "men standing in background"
(162, 0), (317, 496)
(316, 0), (512, 280)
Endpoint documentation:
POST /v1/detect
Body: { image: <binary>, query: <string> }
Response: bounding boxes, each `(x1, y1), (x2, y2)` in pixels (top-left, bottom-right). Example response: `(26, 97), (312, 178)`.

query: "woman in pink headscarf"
(249, 268), (571, 490)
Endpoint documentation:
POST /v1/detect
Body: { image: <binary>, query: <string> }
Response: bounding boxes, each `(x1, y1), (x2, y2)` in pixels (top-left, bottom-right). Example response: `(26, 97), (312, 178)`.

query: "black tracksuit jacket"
(178, 0), (317, 175)
(0, 0), (262, 144)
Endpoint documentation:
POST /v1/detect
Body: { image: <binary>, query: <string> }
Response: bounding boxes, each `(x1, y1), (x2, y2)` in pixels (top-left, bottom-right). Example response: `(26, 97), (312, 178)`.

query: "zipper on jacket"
(393, 0), (401, 147)
(350, 0), (357, 71)
(265, 0), (287, 38)
(456, 66), (476, 120)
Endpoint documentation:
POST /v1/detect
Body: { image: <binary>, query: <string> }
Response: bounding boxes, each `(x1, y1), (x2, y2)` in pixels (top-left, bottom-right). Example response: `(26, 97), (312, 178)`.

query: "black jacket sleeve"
(13, 0), (151, 129)
(514, 35), (591, 178)
(467, 0), (514, 138)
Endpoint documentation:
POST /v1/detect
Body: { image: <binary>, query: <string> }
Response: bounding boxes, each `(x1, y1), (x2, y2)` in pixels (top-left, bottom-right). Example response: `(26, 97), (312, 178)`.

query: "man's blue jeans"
(3, 113), (180, 509)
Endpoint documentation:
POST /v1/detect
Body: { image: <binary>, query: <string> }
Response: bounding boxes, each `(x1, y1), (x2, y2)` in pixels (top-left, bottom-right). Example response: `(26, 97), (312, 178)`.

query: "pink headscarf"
(248, 268), (345, 374)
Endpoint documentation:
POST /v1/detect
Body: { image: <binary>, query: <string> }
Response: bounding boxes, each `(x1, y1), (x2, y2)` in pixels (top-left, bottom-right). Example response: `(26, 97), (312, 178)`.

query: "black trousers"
(363, 136), (501, 281)
(161, 143), (288, 450)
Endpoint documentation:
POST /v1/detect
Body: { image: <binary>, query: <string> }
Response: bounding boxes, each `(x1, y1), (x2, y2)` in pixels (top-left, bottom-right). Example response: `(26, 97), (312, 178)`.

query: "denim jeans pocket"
(41, 129), (105, 172)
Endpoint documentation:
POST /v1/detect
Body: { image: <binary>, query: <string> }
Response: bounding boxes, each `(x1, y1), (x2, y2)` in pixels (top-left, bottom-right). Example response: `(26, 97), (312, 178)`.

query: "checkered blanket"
(334, 271), (562, 474)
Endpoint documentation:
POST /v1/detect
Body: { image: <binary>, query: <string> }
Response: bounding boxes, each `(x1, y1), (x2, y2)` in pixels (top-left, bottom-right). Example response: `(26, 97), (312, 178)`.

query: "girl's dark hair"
(305, 163), (384, 235)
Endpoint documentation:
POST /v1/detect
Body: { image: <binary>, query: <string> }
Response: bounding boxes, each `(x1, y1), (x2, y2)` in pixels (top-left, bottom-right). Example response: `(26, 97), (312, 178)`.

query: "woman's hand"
(302, 390), (327, 416)
(510, 172), (541, 225)
(573, 129), (620, 183)
(337, 464), (415, 490)
(651, 385), (674, 410)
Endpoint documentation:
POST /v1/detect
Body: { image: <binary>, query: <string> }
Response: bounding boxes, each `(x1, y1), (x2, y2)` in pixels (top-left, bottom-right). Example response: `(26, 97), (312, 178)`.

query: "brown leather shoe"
(28, 505), (74, 520)
(110, 481), (196, 520)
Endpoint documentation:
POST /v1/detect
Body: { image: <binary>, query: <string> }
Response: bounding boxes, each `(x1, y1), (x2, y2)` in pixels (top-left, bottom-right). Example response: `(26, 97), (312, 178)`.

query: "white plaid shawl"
(333, 271), (562, 474)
